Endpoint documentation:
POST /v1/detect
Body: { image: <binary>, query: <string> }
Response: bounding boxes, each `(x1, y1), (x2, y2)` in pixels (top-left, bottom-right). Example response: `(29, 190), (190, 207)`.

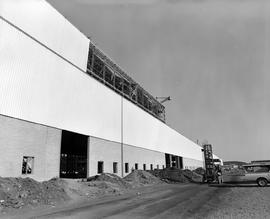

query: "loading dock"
(60, 130), (88, 178)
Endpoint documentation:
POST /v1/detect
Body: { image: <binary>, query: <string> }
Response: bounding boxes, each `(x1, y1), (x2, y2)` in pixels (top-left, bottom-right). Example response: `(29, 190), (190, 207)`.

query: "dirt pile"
(72, 173), (133, 198)
(150, 168), (204, 183)
(86, 173), (131, 190)
(0, 177), (69, 210)
(182, 169), (203, 183)
(193, 167), (206, 176)
(150, 168), (189, 183)
(124, 170), (163, 187)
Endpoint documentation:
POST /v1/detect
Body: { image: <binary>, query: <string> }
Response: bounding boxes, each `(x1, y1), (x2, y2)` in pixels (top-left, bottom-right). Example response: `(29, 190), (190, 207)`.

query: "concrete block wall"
(123, 144), (165, 176)
(88, 137), (166, 177)
(88, 137), (121, 177)
(0, 116), (203, 181)
(0, 115), (61, 181)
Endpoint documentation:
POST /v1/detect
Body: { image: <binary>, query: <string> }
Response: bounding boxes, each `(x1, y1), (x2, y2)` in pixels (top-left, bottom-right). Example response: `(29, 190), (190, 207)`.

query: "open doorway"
(60, 130), (88, 178)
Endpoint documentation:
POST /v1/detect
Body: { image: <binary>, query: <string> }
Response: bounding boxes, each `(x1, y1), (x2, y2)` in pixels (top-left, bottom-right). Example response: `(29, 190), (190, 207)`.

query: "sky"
(47, 0), (270, 162)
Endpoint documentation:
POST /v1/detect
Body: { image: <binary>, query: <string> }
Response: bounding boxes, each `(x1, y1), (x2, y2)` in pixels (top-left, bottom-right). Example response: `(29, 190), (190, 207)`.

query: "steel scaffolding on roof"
(86, 41), (166, 122)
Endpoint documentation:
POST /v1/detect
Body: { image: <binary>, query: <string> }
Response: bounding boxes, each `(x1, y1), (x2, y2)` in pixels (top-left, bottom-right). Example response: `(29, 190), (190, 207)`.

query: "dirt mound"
(86, 173), (131, 189)
(0, 177), (69, 210)
(193, 167), (206, 176)
(150, 168), (203, 183)
(124, 170), (163, 187)
(150, 168), (189, 183)
(182, 169), (203, 183)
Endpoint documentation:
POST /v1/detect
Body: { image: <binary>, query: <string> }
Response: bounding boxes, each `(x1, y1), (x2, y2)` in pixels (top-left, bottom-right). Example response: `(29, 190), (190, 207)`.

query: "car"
(222, 163), (270, 187)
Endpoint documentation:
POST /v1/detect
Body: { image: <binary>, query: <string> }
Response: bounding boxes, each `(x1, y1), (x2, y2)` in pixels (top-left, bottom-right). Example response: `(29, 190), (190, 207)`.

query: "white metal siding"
(0, 19), (122, 142)
(123, 98), (204, 161)
(0, 0), (89, 70)
(183, 157), (203, 170)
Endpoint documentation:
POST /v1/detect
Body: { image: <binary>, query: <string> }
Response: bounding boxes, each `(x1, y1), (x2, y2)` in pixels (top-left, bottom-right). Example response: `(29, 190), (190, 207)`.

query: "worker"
(217, 166), (222, 184)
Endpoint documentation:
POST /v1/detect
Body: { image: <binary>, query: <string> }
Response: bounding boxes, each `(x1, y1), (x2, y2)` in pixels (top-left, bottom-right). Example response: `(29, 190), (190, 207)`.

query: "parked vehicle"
(222, 163), (270, 187)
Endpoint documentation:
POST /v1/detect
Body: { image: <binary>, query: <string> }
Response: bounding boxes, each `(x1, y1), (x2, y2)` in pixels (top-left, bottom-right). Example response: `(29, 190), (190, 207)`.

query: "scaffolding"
(86, 42), (166, 122)
(203, 144), (215, 182)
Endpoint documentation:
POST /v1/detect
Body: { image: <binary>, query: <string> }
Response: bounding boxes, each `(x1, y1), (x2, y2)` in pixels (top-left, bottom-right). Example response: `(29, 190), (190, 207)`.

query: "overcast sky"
(47, 0), (270, 162)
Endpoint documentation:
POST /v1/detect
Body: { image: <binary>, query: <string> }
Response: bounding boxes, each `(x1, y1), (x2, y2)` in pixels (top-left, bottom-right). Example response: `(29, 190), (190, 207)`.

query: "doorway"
(60, 130), (88, 178)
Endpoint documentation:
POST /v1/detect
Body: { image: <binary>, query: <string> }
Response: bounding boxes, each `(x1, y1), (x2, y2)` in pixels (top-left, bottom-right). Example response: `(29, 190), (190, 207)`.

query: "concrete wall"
(88, 137), (121, 177)
(0, 115), (61, 181)
(123, 144), (165, 176)
(0, 114), (203, 180)
(88, 137), (166, 177)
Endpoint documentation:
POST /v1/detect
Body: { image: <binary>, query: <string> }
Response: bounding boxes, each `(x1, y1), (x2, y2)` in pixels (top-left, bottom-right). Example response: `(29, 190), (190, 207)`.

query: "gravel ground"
(198, 185), (270, 219)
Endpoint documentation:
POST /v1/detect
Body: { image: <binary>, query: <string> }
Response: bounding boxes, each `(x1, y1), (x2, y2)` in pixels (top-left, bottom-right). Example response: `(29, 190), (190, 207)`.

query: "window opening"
(22, 156), (34, 174)
(98, 161), (104, 174)
(143, 164), (146, 171)
(125, 163), (129, 173)
(113, 162), (118, 174)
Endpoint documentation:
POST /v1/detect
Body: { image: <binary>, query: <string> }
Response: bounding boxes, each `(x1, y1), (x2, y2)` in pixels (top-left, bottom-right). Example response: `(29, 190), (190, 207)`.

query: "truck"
(222, 163), (270, 187)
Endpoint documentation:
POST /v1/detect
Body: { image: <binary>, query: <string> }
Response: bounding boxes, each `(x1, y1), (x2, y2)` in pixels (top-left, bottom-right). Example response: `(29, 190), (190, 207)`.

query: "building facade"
(0, 0), (221, 181)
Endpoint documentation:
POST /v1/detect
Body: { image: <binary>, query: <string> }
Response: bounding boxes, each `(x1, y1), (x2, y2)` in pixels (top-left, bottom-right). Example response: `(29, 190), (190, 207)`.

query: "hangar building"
(0, 0), (221, 181)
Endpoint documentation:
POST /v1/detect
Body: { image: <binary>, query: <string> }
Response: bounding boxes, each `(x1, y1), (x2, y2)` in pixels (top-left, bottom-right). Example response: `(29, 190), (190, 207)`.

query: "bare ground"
(202, 184), (270, 218)
(1, 170), (270, 219)
(2, 183), (270, 219)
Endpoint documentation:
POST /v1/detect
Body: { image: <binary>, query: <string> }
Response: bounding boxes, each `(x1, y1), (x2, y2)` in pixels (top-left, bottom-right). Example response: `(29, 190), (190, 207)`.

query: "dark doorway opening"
(179, 156), (183, 169)
(165, 153), (171, 168)
(165, 153), (183, 169)
(60, 130), (88, 178)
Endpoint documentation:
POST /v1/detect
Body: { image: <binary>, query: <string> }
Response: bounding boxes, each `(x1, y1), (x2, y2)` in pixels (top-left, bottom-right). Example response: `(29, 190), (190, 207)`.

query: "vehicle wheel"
(257, 178), (268, 187)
